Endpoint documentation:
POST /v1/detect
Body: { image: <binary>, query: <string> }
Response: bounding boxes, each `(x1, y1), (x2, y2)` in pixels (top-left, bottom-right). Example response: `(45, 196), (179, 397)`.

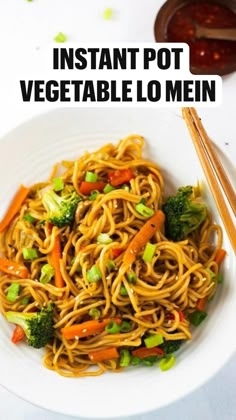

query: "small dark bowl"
(154, 0), (236, 75)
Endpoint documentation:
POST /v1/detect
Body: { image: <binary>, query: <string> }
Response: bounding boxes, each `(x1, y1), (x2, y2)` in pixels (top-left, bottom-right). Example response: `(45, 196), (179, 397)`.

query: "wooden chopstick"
(185, 108), (236, 217)
(182, 107), (236, 254)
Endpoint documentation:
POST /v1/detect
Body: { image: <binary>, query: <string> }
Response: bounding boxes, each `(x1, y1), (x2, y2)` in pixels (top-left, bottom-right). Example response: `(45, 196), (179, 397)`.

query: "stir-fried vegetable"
(163, 186), (207, 241)
(0, 185), (30, 232)
(6, 303), (54, 349)
(123, 210), (165, 266)
(61, 318), (121, 339)
(49, 235), (64, 288)
(0, 258), (29, 278)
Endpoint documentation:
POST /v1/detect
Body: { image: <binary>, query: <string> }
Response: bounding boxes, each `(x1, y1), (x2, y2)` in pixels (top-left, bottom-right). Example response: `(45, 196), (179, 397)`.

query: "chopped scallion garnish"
(121, 184), (130, 191)
(97, 233), (112, 245)
(21, 296), (29, 305)
(143, 355), (158, 366)
(87, 265), (102, 283)
(144, 333), (164, 348)
(40, 264), (55, 284)
(89, 190), (100, 201)
(106, 260), (116, 272)
(85, 171), (98, 183)
(131, 356), (142, 365)
(120, 285), (128, 296)
(53, 177), (64, 192)
(103, 183), (115, 194)
(23, 213), (36, 223)
(120, 320), (132, 332)
(119, 349), (131, 367)
(105, 320), (120, 334)
(22, 248), (39, 260)
(7, 283), (20, 302)
(205, 267), (216, 281)
(135, 203), (154, 218)
(127, 271), (137, 284)
(159, 354), (176, 371)
(142, 242), (157, 263)
(88, 307), (101, 320)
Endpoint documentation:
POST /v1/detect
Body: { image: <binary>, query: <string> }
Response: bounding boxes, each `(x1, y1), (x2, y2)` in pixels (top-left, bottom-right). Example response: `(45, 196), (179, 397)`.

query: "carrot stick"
(196, 297), (207, 311)
(79, 181), (106, 195)
(132, 346), (164, 359)
(49, 235), (65, 288)
(11, 325), (25, 344)
(88, 347), (119, 362)
(61, 318), (121, 339)
(214, 249), (227, 267)
(0, 185), (30, 233)
(123, 210), (165, 266)
(0, 258), (29, 278)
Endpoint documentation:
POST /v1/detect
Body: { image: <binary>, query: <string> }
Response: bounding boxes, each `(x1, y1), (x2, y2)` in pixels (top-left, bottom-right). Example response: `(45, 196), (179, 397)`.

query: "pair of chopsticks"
(182, 107), (236, 254)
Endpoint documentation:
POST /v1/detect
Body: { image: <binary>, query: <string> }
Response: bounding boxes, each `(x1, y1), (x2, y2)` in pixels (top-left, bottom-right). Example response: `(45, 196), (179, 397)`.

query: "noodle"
(0, 135), (223, 377)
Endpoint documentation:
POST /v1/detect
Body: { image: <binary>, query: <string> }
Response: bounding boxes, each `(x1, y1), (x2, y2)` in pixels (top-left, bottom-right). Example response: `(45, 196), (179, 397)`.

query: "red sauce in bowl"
(166, 2), (236, 74)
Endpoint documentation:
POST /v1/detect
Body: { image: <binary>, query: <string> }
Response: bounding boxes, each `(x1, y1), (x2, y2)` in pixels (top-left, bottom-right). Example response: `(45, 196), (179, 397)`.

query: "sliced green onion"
(23, 213), (36, 223)
(159, 354), (176, 371)
(103, 183), (115, 194)
(103, 7), (113, 20)
(120, 320), (132, 332)
(143, 355), (158, 365)
(131, 356), (142, 365)
(53, 177), (64, 192)
(106, 261), (116, 272)
(22, 248), (39, 260)
(217, 273), (224, 284)
(142, 242), (157, 263)
(105, 320), (120, 334)
(21, 296), (29, 305)
(120, 285), (128, 296)
(89, 190), (100, 201)
(127, 271), (137, 284)
(106, 260), (116, 272)
(135, 203), (154, 218)
(189, 310), (207, 326)
(88, 307), (101, 320)
(85, 171), (98, 182)
(97, 233), (112, 245)
(144, 333), (164, 348)
(7, 283), (20, 302)
(40, 264), (55, 284)
(54, 32), (67, 43)
(205, 268), (216, 281)
(139, 197), (146, 205)
(119, 349), (131, 367)
(121, 184), (130, 191)
(87, 265), (102, 283)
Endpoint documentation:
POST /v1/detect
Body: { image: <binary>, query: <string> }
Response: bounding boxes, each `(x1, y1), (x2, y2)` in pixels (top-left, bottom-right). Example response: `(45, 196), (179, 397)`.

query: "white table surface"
(0, 1), (235, 419)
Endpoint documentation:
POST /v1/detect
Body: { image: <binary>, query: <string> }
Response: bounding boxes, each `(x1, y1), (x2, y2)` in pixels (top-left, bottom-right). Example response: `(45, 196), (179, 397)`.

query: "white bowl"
(0, 108), (235, 418)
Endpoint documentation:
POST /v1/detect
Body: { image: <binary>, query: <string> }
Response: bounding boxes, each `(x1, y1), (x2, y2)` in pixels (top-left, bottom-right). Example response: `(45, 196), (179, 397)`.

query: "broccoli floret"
(42, 190), (81, 227)
(159, 339), (183, 354)
(162, 186), (207, 241)
(5, 303), (54, 349)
